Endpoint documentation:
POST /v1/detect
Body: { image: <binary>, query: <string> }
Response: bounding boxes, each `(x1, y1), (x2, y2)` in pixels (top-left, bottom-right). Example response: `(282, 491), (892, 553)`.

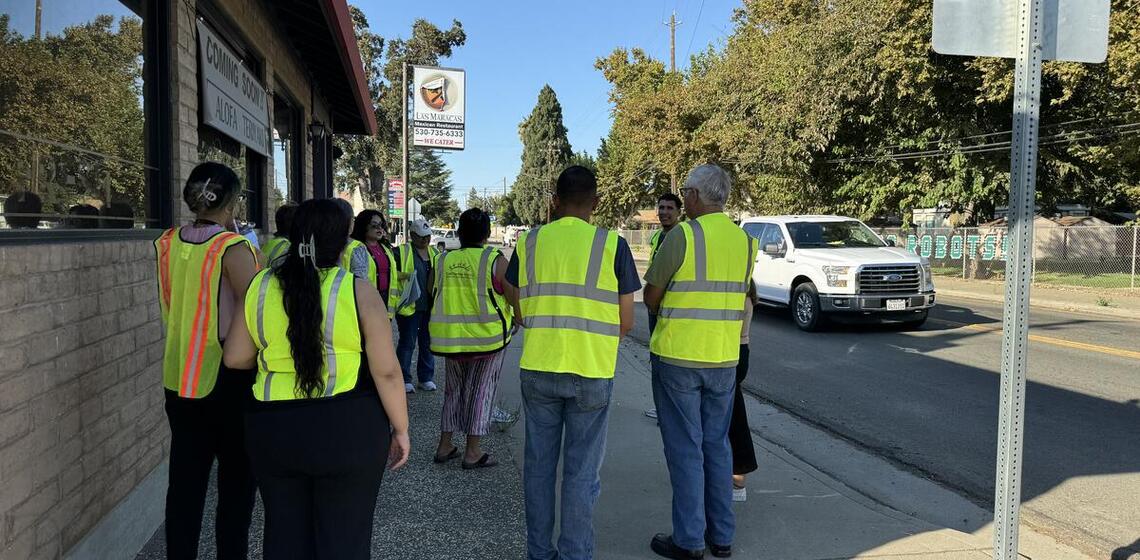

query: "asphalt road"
(719, 297), (1140, 558)
(502, 243), (1138, 556)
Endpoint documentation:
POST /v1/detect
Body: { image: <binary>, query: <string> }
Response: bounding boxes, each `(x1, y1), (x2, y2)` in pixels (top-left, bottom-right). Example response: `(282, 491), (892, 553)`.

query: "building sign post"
(933, 0), (1109, 558)
(196, 21), (270, 156)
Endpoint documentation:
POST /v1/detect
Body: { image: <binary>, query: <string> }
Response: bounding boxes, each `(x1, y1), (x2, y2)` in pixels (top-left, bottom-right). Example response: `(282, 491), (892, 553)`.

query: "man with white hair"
(642, 164), (758, 559)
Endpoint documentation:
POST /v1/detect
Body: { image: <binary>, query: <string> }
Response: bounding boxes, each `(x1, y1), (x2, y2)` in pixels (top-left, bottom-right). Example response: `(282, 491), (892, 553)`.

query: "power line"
(685, 0), (707, 61)
(827, 122), (1140, 164)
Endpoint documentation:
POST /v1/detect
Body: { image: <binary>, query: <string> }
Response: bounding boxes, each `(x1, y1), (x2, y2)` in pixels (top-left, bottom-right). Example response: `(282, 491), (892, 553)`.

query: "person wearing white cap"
(395, 218), (440, 393)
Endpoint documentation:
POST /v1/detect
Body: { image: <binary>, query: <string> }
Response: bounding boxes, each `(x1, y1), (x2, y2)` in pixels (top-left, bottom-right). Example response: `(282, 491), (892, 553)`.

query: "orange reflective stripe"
(157, 229), (175, 311)
(180, 233), (240, 397)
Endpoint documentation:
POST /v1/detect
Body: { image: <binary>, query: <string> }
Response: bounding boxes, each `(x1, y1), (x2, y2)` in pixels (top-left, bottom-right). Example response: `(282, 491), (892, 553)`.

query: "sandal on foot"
(462, 453), (499, 470)
(433, 448), (460, 464)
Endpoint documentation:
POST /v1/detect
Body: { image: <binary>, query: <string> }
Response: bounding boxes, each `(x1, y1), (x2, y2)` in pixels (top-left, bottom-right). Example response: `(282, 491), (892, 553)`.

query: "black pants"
(163, 367), (257, 560)
(731, 345), (759, 475)
(245, 394), (390, 560)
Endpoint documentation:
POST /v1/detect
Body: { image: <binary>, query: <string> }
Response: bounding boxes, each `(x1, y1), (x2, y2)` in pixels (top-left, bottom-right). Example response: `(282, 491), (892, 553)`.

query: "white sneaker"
(732, 486), (747, 502)
(404, 383), (416, 394)
(644, 408), (658, 419)
(421, 381), (438, 391)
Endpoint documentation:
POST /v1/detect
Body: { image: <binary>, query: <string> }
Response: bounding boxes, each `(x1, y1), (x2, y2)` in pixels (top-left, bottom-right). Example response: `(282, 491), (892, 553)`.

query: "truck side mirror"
(763, 243), (784, 257)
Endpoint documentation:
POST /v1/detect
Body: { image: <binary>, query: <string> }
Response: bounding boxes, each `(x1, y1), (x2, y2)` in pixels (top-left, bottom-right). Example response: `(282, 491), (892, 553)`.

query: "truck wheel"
(792, 283), (823, 332)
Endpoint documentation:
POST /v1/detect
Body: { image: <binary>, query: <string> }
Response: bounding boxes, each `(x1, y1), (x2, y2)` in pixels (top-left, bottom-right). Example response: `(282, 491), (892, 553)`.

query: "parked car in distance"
(502, 226), (526, 247)
(431, 228), (461, 251)
(740, 215), (936, 331)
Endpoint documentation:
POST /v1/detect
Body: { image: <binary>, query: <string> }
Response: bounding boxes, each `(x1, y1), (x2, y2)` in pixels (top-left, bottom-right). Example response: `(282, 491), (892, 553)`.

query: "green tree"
(0, 14), (145, 220)
(513, 85), (573, 224)
(410, 148), (457, 222)
(334, 8), (465, 213)
(495, 191), (522, 226)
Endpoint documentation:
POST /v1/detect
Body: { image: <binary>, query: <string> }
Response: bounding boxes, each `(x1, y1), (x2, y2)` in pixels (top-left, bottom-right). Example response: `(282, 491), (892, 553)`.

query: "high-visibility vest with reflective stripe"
(650, 212), (758, 366)
(262, 236), (290, 267)
(155, 227), (254, 398)
(341, 239), (400, 319)
(396, 244), (440, 317)
(429, 247), (512, 354)
(245, 267), (362, 401)
(518, 217), (621, 378)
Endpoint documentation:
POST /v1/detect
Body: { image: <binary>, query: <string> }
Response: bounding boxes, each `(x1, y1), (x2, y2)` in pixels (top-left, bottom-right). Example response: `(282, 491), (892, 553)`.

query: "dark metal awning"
(268, 0), (378, 136)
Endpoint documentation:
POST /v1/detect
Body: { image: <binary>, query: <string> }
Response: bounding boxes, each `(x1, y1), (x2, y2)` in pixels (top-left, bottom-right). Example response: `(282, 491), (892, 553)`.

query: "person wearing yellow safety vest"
(394, 218), (439, 393)
(261, 203), (297, 268)
(642, 164), (758, 560)
(504, 166), (641, 560)
(222, 199), (410, 558)
(154, 162), (259, 559)
(428, 208), (520, 469)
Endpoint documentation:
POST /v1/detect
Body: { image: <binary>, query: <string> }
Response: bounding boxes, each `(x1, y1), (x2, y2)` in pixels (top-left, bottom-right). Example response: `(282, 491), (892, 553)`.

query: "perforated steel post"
(994, 0), (1044, 557)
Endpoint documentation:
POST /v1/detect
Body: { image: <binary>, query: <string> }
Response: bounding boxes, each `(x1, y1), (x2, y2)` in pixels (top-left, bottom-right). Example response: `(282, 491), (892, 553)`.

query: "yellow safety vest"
(155, 227), (254, 398)
(262, 236), (290, 267)
(649, 229), (665, 265)
(518, 217), (621, 378)
(650, 212), (758, 366)
(429, 247), (513, 354)
(396, 243), (440, 317)
(245, 267), (363, 401)
(341, 239), (399, 319)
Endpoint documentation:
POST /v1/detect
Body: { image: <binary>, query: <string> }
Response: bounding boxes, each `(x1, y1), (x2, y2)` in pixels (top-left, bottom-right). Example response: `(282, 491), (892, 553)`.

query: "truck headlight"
(822, 266), (851, 288)
(921, 263), (935, 290)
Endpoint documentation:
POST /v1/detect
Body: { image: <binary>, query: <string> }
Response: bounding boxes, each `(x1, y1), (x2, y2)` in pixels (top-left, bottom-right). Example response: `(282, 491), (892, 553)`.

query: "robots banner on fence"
(412, 66), (465, 150)
(885, 232), (1009, 261)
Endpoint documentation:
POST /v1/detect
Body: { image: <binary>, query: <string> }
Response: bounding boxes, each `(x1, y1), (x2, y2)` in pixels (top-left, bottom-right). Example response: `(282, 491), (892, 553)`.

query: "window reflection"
(0, 1), (149, 230)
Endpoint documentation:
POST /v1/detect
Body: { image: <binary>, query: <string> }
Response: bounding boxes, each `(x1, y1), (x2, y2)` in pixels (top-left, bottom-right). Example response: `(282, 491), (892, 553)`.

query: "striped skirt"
(441, 351), (506, 436)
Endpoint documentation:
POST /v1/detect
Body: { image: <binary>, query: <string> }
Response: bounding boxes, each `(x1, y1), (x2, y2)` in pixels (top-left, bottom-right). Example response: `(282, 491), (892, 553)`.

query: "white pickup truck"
(740, 215), (936, 331)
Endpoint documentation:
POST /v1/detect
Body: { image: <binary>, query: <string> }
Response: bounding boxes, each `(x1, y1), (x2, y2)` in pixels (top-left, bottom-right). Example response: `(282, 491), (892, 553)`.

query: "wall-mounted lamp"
(308, 121), (328, 143)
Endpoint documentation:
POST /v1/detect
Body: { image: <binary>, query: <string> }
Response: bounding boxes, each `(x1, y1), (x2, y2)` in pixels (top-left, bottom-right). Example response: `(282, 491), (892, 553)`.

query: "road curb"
(937, 288), (1140, 321)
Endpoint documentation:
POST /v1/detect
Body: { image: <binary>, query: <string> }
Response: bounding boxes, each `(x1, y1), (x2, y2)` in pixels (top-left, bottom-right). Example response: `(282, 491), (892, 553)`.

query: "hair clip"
(202, 178), (217, 202)
(297, 235), (317, 267)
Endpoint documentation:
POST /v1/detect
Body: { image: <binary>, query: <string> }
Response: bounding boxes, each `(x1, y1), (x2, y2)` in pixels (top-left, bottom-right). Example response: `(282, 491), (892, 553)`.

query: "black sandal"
(462, 453), (499, 470)
(433, 448), (460, 464)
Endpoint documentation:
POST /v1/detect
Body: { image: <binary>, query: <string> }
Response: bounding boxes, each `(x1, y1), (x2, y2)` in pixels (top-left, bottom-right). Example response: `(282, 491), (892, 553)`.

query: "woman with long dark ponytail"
(224, 199), (410, 559)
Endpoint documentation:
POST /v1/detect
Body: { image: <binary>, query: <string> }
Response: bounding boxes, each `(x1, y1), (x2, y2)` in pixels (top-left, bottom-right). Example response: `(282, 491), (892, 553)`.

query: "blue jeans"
(521, 370), (614, 560)
(651, 356), (736, 550)
(396, 309), (434, 384)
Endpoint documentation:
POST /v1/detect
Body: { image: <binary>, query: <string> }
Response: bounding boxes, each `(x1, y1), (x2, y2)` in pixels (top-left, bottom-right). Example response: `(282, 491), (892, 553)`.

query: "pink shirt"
(365, 243), (392, 291)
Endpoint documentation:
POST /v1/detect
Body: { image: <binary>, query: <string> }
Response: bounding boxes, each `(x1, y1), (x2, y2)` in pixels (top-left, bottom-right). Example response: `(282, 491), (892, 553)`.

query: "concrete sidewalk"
(137, 332), (1093, 559)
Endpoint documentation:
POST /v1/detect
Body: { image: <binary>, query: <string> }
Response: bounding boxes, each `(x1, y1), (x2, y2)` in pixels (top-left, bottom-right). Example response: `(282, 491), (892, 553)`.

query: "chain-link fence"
(875, 226), (1139, 290)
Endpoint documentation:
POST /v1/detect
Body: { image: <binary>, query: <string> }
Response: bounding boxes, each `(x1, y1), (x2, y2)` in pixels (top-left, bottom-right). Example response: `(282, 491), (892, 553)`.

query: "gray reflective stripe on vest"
(525, 315), (621, 337)
(667, 220), (753, 293)
(255, 272), (274, 401)
(431, 248), (500, 324)
(522, 225), (616, 304)
(657, 307), (745, 321)
(322, 269), (347, 396)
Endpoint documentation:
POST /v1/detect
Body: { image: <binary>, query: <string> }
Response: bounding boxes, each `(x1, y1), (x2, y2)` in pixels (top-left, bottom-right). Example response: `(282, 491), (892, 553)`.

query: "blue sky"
(356, 0), (741, 202)
(3, 0), (741, 203)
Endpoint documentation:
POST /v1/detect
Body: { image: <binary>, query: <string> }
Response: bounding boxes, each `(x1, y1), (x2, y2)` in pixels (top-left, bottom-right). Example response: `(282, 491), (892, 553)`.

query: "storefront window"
(271, 92), (301, 227)
(0, 1), (151, 230)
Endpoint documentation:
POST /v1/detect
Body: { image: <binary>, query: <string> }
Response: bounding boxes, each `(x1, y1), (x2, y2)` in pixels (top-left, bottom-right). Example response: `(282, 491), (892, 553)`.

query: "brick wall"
(0, 240), (167, 559)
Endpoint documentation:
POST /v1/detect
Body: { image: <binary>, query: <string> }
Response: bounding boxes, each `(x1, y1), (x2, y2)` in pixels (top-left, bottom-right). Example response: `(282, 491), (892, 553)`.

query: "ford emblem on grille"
(883, 274), (903, 281)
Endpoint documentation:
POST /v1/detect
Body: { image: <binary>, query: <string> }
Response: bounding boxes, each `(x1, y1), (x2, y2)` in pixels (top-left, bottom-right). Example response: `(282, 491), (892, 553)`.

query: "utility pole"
(35, 0), (42, 39)
(665, 11), (681, 193)
(401, 61), (410, 242)
(665, 11), (681, 72)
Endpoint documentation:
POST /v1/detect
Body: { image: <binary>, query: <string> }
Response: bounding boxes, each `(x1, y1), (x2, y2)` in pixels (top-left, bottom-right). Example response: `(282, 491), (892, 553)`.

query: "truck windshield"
(786, 221), (886, 249)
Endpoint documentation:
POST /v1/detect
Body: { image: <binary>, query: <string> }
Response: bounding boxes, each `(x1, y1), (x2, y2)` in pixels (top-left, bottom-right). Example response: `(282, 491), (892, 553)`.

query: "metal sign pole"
(994, 0), (1044, 556)
(402, 62), (410, 242)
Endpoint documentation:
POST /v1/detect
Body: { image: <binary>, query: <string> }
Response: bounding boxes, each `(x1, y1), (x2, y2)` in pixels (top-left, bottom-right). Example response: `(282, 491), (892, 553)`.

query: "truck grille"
(858, 265), (920, 295)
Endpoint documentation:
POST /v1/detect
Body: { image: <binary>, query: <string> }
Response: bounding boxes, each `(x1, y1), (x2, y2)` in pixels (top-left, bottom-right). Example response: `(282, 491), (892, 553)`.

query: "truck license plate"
(886, 299), (907, 311)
